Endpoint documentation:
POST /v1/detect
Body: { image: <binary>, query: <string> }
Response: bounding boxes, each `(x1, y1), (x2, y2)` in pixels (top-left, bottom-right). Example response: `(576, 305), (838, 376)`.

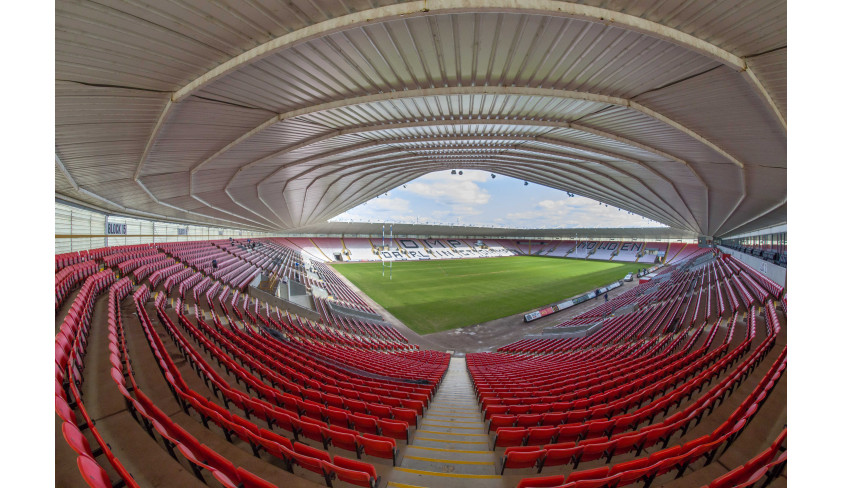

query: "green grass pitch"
(331, 256), (643, 335)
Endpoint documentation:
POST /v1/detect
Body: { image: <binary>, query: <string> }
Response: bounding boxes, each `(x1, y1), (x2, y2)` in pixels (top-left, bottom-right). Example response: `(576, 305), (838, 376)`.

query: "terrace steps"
(389, 357), (504, 488)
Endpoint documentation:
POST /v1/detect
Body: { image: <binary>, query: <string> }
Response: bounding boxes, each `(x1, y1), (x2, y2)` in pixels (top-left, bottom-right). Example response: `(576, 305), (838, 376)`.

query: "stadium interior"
(53, 2), (790, 487)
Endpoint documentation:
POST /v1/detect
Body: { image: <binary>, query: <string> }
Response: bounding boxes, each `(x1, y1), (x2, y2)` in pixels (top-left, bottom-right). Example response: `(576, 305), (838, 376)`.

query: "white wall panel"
(55, 200), (276, 253)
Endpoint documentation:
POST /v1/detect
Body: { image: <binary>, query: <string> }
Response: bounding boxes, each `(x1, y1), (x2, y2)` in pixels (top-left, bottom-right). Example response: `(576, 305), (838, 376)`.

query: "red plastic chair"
(368, 403), (392, 418)
(350, 413), (380, 435)
(576, 439), (613, 468)
(76, 455), (112, 488)
(289, 447), (329, 479)
(485, 404), (509, 421)
(494, 427), (527, 449)
(525, 426), (558, 446)
(323, 456), (379, 488)
(234, 467), (277, 488)
(358, 434), (398, 465)
(539, 445), (583, 472)
(557, 424), (587, 444)
(516, 473), (567, 488)
(392, 408), (418, 427)
(56, 395), (78, 424)
(566, 466), (610, 484)
(324, 407), (351, 428)
(378, 418), (410, 441)
(322, 426), (360, 456)
(517, 414), (542, 428)
(488, 413), (518, 431)
(501, 448), (546, 474)
(299, 418), (329, 444)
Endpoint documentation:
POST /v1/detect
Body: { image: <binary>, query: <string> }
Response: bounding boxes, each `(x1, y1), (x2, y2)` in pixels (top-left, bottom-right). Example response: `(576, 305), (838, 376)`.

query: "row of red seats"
(155, 295), (406, 470)
(219, 306), (437, 396)
(147, 262), (184, 288)
(504, 342), (785, 487)
(133, 256), (176, 281)
(137, 289), (385, 487)
(163, 267), (196, 294)
(55, 244), (147, 273)
(55, 260), (98, 310)
(109, 285), (289, 487)
(474, 322), (702, 400)
(489, 338), (751, 449)
(181, 310), (422, 430)
(101, 247), (158, 267)
(55, 271), (140, 487)
(117, 251), (168, 275)
(315, 298), (410, 345)
(706, 429), (786, 488)
(478, 337), (709, 408)
(480, 341), (716, 419)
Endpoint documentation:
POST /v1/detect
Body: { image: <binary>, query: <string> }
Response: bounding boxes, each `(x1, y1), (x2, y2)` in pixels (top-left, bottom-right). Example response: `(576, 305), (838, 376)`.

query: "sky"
(331, 170), (667, 229)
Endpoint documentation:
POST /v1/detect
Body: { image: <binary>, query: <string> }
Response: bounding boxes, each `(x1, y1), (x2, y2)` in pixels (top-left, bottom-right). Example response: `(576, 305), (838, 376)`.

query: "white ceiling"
(55, 0), (786, 238)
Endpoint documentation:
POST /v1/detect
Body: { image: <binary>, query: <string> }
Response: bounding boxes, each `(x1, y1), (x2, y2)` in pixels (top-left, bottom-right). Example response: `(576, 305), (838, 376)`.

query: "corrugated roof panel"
(746, 47), (787, 121)
(635, 66), (786, 168)
(579, 0), (786, 57)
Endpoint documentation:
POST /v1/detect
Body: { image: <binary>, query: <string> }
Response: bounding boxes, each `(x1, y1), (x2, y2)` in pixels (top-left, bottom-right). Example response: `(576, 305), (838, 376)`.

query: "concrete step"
(388, 357), (503, 487)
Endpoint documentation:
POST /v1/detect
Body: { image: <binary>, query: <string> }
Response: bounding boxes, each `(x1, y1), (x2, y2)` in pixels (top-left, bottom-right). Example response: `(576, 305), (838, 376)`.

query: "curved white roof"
(55, 0), (786, 238)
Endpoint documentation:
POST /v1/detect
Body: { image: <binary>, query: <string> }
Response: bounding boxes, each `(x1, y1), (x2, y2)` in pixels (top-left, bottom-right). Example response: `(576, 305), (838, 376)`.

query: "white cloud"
(359, 196), (410, 212)
(332, 173), (667, 229)
(504, 196), (665, 229)
(404, 170), (491, 206)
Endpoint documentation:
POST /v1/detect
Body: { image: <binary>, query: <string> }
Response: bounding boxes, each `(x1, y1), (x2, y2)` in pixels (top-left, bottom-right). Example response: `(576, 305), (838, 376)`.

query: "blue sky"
(331, 170), (666, 229)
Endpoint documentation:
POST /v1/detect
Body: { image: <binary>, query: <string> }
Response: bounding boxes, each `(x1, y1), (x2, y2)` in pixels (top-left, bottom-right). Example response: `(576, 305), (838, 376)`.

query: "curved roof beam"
(271, 137), (691, 228)
(718, 198), (787, 238)
(198, 86), (747, 180)
(709, 168), (748, 237)
(238, 119), (705, 228)
(124, 2), (782, 231)
(314, 169), (432, 226)
(185, 170), (280, 230)
(189, 192), (274, 229)
(169, 0), (783, 131)
(533, 134), (708, 233)
(134, 175), (273, 232)
(57, 154), (274, 231)
(312, 159), (665, 231)
(242, 116), (709, 216)
(509, 144), (698, 229)
(305, 144), (691, 228)
(308, 154), (690, 230)
(289, 154), (433, 226)
(225, 186), (288, 228)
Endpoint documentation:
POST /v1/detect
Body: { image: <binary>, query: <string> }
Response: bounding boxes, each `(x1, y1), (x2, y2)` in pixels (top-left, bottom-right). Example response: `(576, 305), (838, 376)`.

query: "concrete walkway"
(388, 357), (504, 488)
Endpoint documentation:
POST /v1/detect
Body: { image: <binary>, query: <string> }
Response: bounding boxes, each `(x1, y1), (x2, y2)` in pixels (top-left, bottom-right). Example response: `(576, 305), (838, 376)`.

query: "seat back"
(76, 455), (112, 488)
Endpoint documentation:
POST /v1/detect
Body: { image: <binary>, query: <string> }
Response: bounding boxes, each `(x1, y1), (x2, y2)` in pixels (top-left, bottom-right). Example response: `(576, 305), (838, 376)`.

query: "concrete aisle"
(388, 357), (504, 488)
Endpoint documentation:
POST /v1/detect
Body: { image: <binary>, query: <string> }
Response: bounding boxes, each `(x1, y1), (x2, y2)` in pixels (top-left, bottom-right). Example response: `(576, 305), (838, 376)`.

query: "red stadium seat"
(358, 434), (398, 465)
(501, 448), (546, 474)
(324, 456), (379, 488)
(76, 455), (112, 488)
(494, 427), (527, 448)
(516, 474), (567, 488)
